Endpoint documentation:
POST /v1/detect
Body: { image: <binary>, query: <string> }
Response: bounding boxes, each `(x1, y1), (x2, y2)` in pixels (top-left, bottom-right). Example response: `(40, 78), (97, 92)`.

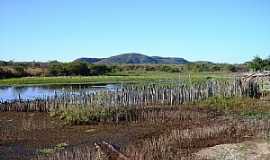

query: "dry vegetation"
(28, 99), (270, 160)
(0, 79), (269, 160)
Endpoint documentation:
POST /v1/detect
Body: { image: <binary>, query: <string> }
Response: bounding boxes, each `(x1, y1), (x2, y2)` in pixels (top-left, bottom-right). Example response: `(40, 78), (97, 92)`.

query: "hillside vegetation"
(76, 53), (190, 64)
(2, 54), (269, 80)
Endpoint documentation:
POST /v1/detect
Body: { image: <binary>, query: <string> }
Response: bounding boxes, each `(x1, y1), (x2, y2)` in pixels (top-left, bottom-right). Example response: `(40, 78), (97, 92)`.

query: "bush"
(13, 66), (26, 77)
(159, 65), (179, 72)
(48, 61), (65, 76)
(89, 64), (112, 75)
(247, 56), (270, 71)
(65, 62), (89, 76)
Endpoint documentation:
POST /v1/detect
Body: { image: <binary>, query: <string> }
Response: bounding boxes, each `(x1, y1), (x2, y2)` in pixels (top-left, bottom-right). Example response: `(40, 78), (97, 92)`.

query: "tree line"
(0, 61), (113, 78)
(47, 61), (112, 76)
(0, 56), (269, 79)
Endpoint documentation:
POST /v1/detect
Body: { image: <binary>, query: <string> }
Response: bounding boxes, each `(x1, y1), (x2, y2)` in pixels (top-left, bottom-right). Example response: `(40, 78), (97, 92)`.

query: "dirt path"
(196, 139), (270, 160)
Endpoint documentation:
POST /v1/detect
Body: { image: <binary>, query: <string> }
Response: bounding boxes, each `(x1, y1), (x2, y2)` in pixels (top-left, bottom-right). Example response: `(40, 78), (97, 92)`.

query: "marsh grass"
(198, 96), (270, 119)
(50, 106), (139, 125)
(1, 78), (260, 125)
(0, 72), (231, 86)
(38, 143), (68, 156)
(1, 74), (268, 159)
(125, 119), (270, 160)
(30, 95), (270, 160)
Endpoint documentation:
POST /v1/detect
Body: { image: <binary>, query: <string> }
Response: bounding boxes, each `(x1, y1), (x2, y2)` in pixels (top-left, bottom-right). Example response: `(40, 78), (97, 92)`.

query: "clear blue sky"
(0, 0), (269, 63)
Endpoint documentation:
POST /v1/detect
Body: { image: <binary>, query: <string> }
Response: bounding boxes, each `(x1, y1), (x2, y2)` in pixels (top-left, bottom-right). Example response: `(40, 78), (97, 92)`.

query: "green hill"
(76, 53), (190, 64)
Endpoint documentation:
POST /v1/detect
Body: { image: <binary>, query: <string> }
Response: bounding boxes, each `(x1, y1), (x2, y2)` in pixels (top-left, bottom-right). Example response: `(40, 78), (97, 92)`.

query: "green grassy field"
(0, 71), (233, 86)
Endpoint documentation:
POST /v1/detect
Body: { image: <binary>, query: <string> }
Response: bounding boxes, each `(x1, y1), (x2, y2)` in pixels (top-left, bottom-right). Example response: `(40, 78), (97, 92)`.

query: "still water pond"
(0, 84), (120, 101)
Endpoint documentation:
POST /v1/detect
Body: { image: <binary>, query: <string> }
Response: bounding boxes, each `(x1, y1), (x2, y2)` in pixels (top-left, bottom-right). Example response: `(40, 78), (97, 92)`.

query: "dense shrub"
(65, 62), (89, 76)
(159, 65), (179, 72)
(89, 64), (112, 75)
(247, 56), (270, 71)
(47, 61), (113, 76)
(48, 61), (66, 76)
(0, 66), (28, 78)
(13, 66), (27, 77)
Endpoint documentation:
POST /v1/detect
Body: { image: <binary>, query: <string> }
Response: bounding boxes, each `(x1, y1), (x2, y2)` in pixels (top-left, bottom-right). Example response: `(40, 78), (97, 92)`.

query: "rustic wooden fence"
(0, 79), (260, 112)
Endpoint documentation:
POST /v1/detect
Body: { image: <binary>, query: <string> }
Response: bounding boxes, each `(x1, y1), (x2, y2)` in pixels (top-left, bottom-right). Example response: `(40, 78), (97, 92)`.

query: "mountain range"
(75, 53), (190, 64)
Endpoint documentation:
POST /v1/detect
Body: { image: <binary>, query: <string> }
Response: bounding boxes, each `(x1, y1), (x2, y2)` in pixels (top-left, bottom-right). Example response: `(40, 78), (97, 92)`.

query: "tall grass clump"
(198, 96), (270, 119)
(50, 105), (139, 125)
(125, 120), (270, 160)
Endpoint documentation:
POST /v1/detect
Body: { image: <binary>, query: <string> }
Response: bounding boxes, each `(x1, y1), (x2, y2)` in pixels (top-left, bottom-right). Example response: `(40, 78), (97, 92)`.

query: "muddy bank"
(0, 112), (168, 160)
(0, 105), (269, 160)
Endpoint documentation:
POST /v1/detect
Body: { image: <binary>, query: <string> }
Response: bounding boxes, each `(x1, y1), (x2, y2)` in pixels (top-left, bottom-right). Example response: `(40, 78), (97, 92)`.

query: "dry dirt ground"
(0, 112), (163, 160)
(196, 139), (270, 160)
(0, 106), (269, 160)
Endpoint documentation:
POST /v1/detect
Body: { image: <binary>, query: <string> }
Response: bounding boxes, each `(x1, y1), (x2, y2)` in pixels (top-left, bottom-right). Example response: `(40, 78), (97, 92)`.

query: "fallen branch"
(95, 141), (130, 160)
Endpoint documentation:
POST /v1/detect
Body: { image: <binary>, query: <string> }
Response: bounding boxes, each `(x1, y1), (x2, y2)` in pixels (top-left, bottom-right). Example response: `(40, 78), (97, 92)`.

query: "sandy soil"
(196, 139), (270, 160)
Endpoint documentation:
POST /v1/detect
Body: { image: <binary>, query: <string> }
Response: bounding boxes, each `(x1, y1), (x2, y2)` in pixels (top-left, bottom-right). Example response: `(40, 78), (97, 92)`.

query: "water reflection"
(0, 84), (120, 101)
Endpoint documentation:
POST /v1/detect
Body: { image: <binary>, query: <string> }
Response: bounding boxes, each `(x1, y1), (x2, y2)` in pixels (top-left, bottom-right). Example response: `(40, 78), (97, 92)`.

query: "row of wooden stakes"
(0, 79), (261, 112)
